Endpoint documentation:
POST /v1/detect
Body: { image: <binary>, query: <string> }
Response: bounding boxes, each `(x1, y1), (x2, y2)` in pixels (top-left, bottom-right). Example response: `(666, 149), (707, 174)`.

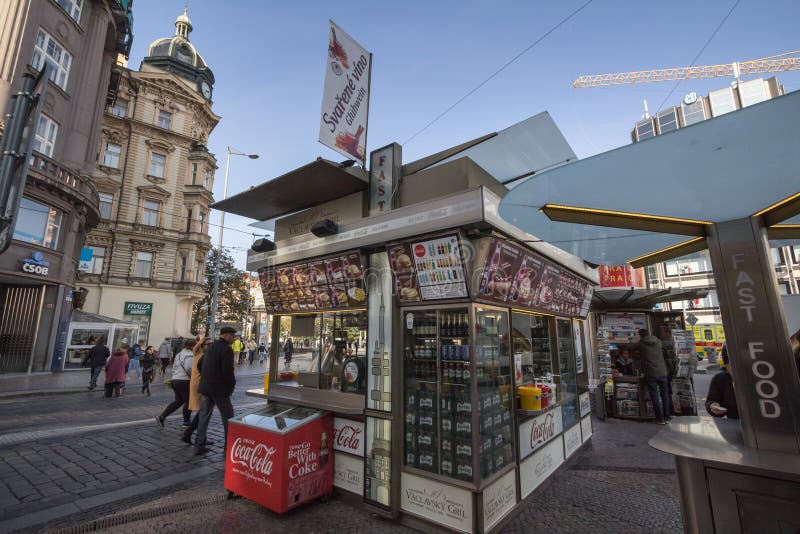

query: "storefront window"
(65, 327), (111, 368)
(557, 318), (579, 428)
(511, 312), (553, 384)
(112, 327), (138, 350)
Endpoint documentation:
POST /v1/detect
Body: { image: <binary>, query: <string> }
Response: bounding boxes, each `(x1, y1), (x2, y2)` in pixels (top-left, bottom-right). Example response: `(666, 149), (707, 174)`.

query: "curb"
(0, 382), (171, 400)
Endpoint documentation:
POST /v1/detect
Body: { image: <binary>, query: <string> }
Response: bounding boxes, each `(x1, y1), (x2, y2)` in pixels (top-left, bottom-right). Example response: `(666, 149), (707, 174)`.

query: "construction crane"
(573, 49), (800, 88)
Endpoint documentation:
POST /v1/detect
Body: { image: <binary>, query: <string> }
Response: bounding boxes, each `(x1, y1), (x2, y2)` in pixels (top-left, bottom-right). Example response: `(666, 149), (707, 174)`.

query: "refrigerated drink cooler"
(224, 403), (334, 514)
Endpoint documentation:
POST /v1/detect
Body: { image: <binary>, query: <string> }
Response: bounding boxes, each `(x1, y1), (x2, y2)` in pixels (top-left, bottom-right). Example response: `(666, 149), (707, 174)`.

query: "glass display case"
(556, 318), (579, 428)
(511, 312), (554, 385)
(403, 305), (514, 485)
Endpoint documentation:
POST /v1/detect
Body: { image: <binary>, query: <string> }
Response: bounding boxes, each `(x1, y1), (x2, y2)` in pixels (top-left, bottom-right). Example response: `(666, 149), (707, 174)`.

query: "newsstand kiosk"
(215, 115), (599, 532)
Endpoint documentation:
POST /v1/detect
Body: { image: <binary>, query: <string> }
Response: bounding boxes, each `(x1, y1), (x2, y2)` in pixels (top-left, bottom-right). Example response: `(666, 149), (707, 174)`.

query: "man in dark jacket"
(706, 345), (739, 418)
(87, 337), (110, 390)
(194, 326), (237, 455)
(638, 329), (671, 425)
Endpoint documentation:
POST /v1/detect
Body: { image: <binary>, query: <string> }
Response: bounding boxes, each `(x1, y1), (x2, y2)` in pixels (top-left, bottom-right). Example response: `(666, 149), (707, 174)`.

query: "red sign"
(224, 413), (333, 514)
(598, 265), (646, 288)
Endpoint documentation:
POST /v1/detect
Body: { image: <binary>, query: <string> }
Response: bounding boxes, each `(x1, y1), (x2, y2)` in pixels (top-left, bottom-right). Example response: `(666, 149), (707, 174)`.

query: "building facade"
(78, 10), (219, 349)
(0, 0), (132, 372)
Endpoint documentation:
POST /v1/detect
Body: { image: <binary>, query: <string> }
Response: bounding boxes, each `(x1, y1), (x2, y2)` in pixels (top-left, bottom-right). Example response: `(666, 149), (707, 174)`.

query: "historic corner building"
(0, 0), (132, 372)
(77, 10), (219, 350)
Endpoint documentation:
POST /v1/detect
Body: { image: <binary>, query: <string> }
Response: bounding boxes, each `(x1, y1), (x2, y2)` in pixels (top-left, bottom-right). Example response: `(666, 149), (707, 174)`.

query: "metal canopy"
(431, 112), (577, 184)
(212, 158), (368, 221)
(591, 287), (709, 311)
(499, 90), (800, 266)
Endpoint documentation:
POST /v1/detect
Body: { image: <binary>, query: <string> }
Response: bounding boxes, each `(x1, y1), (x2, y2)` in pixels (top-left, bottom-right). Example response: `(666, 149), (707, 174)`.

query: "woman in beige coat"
(182, 337), (213, 445)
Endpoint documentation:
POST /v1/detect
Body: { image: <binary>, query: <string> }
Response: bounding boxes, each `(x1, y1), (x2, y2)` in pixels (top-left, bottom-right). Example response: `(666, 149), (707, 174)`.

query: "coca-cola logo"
(530, 412), (556, 447)
(414, 244), (426, 258)
(333, 419), (364, 455)
(230, 437), (276, 476)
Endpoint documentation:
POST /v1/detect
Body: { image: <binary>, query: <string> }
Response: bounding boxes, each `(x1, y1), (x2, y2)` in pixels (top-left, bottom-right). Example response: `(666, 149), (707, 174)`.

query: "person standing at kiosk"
(639, 328), (671, 424)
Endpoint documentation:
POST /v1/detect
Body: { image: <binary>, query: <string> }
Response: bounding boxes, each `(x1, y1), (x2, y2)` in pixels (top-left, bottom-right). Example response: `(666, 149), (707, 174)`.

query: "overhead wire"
(655, 0), (741, 113)
(402, 0), (594, 146)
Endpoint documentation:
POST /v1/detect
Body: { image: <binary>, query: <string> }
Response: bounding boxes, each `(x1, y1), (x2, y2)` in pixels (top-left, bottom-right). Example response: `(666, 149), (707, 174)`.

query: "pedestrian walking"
(194, 326), (237, 455)
(638, 328), (671, 425)
(283, 337), (293, 367)
(127, 340), (143, 381)
(231, 336), (245, 364)
(87, 337), (110, 390)
(257, 342), (267, 365)
(183, 336), (213, 445)
(158, 338), (171, 376)
(104, 349), (129, 397)
(247, 339), (257, 365)
(156, 339), (194, 428)
(141, 345), (157, 396)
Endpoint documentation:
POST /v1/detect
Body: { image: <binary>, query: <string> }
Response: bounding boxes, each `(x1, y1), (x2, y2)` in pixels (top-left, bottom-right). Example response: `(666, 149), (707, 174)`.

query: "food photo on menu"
(535, 264), (560, 311)
(388, 242), (421, 303)
(478, 239), (523, 303)
(508, 253), (543, 307)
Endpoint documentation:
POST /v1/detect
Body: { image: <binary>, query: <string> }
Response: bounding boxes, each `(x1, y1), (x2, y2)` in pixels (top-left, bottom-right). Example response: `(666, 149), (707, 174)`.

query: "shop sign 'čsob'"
(319, 21), (371, 164)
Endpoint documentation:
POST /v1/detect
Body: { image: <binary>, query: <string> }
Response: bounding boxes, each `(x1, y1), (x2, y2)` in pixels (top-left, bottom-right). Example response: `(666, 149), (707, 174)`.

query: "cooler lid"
(235, 404), (325, 434)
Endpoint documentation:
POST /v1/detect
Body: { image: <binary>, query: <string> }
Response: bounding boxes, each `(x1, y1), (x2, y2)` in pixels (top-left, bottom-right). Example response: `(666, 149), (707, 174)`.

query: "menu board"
(259, 250), (366, 313)
(477, 238), (593, 318)
(388, 234), (468, 302)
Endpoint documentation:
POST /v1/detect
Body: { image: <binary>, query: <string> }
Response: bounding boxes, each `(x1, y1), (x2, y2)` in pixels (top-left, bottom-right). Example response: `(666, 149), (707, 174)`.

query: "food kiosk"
(215, 119), (599, 532)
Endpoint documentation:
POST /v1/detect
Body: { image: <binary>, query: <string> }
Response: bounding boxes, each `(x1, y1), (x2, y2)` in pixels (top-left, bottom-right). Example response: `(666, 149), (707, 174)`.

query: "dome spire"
(174, 7), (192, 40)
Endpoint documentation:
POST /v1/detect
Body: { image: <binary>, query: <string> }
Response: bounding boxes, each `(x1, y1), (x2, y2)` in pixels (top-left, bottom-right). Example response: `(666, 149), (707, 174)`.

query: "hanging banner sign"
(319, 21), (371, 164)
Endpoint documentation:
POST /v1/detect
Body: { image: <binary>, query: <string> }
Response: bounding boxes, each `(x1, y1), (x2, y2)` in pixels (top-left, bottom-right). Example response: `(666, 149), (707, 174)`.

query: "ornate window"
(203, 167), (212, 189)
(141, 200), (160, 226)
(103, 142), (122, 168)
(110, 98), (128, 118)
(55, 0), (83, 22)
(191, 163), (198, 185)
(33, 114), (58, 157)
(149, 153), (166, 178)
(134, 251), (154, 278)
(98, 193), (113, 220)
(157, 110), (172, 129)
(32, 29), (72, 90)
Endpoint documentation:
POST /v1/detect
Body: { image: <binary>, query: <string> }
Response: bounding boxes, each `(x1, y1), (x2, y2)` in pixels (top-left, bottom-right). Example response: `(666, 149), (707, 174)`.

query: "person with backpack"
(127, 340), (143, 382)
(283, 337), (294, 367)
(158, 338), (172, 376)
(156, 339), (194, 428)
(257, 342), (267, 365)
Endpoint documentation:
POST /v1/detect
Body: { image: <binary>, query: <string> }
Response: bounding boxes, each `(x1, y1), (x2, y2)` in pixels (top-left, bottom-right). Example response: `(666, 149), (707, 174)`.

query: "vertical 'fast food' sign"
(319, 21), (372, 165)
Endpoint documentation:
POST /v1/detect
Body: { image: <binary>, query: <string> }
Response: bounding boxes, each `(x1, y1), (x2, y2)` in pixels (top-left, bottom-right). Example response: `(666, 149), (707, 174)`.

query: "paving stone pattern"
(0, 367), (691, 533)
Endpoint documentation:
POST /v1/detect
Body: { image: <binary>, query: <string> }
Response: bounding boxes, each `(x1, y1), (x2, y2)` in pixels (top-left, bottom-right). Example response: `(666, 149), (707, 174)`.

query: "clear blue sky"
(127, 0), (800, 268)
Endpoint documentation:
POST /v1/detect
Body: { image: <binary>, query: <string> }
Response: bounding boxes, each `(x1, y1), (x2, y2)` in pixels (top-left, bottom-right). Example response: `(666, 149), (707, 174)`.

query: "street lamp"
(209, 146), (259, 339)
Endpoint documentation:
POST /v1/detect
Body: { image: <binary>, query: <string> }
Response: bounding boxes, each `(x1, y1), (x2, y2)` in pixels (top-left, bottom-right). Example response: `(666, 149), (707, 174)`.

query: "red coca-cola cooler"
(224, 403), (333, 513)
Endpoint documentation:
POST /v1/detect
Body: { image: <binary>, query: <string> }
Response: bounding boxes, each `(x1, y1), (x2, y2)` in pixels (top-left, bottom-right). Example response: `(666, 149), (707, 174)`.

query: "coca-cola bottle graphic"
(320, 432), (329, 466)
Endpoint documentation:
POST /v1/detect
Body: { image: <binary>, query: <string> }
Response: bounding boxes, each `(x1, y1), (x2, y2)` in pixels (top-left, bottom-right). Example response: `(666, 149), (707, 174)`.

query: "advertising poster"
(518, 408), (564, 460)
(482, 470), (517, 531)
(410, 235), (468, 300)
(477, 239), (523, 304)
(388, 242), (421, 303)
(334, 453), (364, 496)
(401, 472), (473, 533)
(564, 424), (582, 458)
(476, 238), (592, 318)
(319, 21), (371, 164)
(259, 251), (365, 313)
(520, 437), (565, 499)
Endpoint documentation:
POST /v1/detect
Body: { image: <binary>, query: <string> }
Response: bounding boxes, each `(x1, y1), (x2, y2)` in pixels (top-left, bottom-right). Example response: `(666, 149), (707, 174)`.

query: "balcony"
(27, 153), (100, 227)
(182, 220), (211, 246)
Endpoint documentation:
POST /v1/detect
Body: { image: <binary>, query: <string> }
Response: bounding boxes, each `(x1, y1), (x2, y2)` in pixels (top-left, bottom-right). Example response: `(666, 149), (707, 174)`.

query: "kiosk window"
(276, 311), (367, 394)
(512, 312), (553, 384)
(557, 318), (579, 428)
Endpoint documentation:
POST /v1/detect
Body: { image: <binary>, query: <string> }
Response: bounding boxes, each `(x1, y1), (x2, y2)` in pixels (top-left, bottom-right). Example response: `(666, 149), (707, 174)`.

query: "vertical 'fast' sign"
(319, 21), (371, 165)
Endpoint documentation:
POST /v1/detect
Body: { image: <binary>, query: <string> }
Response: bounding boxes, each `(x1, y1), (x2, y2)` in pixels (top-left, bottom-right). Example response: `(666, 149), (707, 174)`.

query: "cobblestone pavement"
(0, 368), (703, 533)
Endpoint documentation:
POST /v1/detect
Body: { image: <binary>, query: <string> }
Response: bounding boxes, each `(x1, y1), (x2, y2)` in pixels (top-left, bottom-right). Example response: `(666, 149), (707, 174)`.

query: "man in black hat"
(194, 326), (237, 455)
